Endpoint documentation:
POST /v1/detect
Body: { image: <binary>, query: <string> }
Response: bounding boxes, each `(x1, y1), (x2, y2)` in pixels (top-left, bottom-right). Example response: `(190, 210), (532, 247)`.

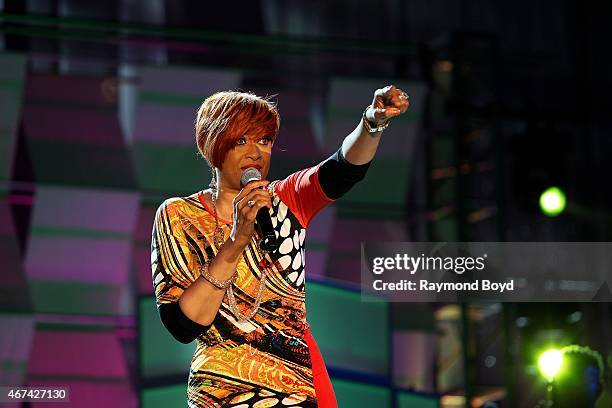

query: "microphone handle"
(255, 207), (278, 252)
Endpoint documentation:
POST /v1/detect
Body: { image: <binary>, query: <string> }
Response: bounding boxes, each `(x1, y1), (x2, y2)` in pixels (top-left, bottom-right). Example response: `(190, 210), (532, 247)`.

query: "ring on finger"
(247, 199), (256, 207)
(399, 91), (409, 100)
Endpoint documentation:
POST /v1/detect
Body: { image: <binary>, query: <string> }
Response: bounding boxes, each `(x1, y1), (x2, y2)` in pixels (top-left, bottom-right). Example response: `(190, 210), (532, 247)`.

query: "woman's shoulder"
(157, 191), (207, 218)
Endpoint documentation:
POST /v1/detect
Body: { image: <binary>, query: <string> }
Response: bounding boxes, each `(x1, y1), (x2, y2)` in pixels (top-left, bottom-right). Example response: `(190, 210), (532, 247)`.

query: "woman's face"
(219, 133), (274, 191)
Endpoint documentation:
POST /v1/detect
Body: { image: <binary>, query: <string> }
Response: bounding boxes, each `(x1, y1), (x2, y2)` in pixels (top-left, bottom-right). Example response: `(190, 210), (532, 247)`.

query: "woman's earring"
(209, 168), (225, 249)
(209, 170), (217, 196)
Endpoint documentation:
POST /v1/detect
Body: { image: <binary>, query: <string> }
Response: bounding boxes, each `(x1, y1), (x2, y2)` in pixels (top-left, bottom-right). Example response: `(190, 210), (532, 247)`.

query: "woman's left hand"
(366, 85), (410, 125)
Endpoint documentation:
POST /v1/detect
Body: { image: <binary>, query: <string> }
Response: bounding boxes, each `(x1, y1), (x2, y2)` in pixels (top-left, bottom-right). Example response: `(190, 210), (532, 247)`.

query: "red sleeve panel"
(272, 163), (335, 229)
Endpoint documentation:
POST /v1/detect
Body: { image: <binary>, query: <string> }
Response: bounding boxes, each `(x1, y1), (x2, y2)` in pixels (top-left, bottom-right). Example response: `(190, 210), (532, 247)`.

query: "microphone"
(240, 168), (278, 253)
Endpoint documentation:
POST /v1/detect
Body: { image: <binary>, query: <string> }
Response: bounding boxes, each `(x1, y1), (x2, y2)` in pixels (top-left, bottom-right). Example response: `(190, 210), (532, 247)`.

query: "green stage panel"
(141, 384), (187, 408)
(430, 136), (455, 168)
(0, 52), (26, 181)
(267, 156), (319, 183)
(306, 282), (389, 375)
(337, 158), (411, 218)
(133, 143), (210, 193)
(28, 140), (137, 189)
(431, 216), (458, 241)
(139, 91), (203, 106)
(432, 177), (456, 206)
(332, 378), (392, 408)
(139, 297), (197, 379)
(397, 391), (439, 408)
(29, 280), (124, 316)
(342, 158), (411, 205)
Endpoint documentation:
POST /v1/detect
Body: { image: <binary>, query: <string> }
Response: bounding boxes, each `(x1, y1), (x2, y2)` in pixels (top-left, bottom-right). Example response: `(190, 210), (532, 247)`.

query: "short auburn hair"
(195, 91), (280, 168)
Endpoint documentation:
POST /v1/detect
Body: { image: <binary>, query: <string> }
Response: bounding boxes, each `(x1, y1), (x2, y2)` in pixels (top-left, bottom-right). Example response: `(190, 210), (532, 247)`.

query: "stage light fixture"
(539, 187), (566, 217)
(538, 349), (563, 381)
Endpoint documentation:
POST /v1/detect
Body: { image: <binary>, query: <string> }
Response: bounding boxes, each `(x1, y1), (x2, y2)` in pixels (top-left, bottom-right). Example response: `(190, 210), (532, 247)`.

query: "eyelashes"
(236, 136), (273, 146)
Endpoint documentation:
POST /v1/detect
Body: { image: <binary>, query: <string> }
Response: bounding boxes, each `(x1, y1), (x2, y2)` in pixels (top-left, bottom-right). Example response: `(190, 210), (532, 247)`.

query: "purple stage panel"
(133, 103), (200, 145)
(29, 381), (137, 408)
(133, 66), (241, 145)
(30, 187), (140, 235)
(24, 186), (138, 315)
(307, 205), (336, 242)
(0, 314), (35, 386)
(25, 221), (132, 315)
(134, 207), (156, 241)
(330, 218), (408, 252)
(327, 218), (408, 283)
(264, 89), (321, 158)
(303, 205), (336, 278)
(327, 257), (360, 283)
(0, 53), (26, 181)
(23, 73), (124, 147)
(25, 73), (115, 107)
(25, 236), (130, 284)
(393, 331), (436, 393)
(135, 246), (154, 295)
(139, 66), (241, 96)
(28, 329), (128, 378)
(305, 251), (327, 279)
(22, 105), (124, 146)
(134, 207), (156, 295)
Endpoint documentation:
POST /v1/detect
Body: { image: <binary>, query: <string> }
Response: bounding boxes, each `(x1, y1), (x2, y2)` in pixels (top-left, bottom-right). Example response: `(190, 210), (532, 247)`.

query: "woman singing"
(151, 85), (409, 407)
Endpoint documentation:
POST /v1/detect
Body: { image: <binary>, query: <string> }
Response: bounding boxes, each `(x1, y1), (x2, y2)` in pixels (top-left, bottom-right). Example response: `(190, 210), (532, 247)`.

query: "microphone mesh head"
(240, 168), (262, 187)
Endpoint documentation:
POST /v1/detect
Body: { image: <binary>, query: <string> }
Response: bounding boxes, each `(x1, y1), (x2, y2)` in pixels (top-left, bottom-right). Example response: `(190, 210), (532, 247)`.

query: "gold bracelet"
(200, 263), (236, 290)
(362, 105), (390, 134)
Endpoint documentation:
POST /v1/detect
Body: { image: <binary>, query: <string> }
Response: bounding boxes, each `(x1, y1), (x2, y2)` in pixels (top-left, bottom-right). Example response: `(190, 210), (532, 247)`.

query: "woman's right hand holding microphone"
(229, 180), (272, 247)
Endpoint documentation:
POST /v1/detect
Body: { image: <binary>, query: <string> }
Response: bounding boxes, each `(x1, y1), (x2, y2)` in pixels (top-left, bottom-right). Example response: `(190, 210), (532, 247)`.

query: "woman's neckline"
(197, 191), (232, 225)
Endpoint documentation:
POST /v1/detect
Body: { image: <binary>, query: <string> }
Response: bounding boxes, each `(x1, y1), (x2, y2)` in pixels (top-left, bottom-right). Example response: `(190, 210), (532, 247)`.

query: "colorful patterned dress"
(151, 165), (335, 407)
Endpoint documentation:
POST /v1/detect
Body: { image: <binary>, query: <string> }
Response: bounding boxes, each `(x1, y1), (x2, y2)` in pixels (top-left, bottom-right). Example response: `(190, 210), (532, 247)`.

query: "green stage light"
(539, 187), (566, 217)
(538, 349), (563, 381)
